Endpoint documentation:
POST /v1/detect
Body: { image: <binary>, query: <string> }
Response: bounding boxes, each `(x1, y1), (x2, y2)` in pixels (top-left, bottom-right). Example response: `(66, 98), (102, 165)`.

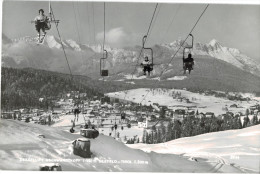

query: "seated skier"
(34, 9), (50, 43)
(184, 53), (194, 69)
(141, 56), (152, 75)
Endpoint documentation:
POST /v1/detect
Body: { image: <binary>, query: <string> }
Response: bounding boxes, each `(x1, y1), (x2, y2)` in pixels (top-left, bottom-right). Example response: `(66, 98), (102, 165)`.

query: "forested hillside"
(1, 67), (105, 110)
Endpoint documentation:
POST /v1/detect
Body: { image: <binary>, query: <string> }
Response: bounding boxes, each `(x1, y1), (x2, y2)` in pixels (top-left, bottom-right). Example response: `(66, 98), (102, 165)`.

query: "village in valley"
(2, 88), (260, 144)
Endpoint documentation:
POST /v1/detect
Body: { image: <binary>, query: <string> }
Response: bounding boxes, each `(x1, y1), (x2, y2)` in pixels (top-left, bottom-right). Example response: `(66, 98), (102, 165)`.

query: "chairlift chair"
(183, 34), (194, 74)
(141, 35), (154, 74)
(31, 3), (60, 27)
(100, 50), (109, 76)
(31, 1), (60, 44)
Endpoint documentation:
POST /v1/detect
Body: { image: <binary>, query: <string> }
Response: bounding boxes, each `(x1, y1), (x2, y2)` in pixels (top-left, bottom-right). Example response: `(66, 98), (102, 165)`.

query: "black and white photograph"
(1, 0), (260, 172)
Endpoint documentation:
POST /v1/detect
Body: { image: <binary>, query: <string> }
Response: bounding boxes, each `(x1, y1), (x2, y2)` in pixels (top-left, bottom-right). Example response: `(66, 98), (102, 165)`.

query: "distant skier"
(34, 9), (50, 43)
(141, 56), (152, 75)
(48, 114), (52, 126)
(84, 124), (89, 129)
(74, 106), (80, 122)
(70, 119), (75, 133)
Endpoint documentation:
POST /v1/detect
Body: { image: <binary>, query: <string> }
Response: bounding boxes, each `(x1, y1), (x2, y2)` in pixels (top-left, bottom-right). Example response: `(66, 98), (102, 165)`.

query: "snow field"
(128, 124), (260, 172)
(1, 119), (221, 172)
(106, 88), (260, 115)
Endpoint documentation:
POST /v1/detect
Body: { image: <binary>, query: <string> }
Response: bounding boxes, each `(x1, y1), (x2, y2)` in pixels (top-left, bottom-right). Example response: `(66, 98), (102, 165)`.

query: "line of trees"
(142, 114), (260, 144)
(126, 136), (140, 144)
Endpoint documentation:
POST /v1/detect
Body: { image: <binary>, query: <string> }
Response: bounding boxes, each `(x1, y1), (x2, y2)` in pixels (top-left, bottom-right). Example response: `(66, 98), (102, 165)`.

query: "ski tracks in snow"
(183, 152), (255, 173)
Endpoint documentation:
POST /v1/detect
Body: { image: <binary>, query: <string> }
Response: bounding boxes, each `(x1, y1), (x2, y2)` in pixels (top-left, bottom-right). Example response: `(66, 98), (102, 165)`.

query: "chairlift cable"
(103, 2), (106, 55)
(123, 3), (159, 101)
(85, 2), (92, 43)
(98, 2), (107, 78)
(101, 2), (106, 80)
(73, 2), (92, 66)
(145, 3), (161, 44)
(76, 2), (85, 44)
(139, 4), (210, 104)
(72, 3), (84, 54)
(92, 2), (96, 44)
(100, 3), (158, 81)
(160, 4), (209, 77)
(50, 5), (73, 81)
(159, 4), (182, 44)
(129, 3), (159, 79)
(50, 4), (81, 108)
(74, 2), (97, 74)
(73, 2), (91, 106)
(146, 3), (159, 39)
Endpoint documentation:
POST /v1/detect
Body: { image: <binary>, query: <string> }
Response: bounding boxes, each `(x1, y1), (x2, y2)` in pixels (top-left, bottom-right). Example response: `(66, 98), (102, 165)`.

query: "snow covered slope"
(0, 119), (216, 172)
(128, 124), (260, 173)
(1, 119), (258, 172)
(106, 88), (260, 115)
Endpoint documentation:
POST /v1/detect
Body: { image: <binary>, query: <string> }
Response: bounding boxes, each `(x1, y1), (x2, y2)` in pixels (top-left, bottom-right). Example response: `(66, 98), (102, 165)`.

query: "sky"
(1, 1), (260, 60)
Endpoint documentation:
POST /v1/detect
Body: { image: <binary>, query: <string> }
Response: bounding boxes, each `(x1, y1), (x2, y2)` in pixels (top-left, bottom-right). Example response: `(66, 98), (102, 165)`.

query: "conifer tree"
(142, 130), (146, 143)
(160, 122), (166, 142)
(173, 120), (182, 139)
(151, 131), (154, 144)
(233, 117), (242, 129)
(146, 132), (150, 144)
(153, 130), (158, 144)
(166, 121), (173, 141)
(243, 116), (250, 128)
(252, 115), (258, 125)
(181, 117), (193, 137)
(246, 109), (250, 116)
(160, 107), (166, 119)
(209, 117), (219, 132)
(157, 129), (162, 143)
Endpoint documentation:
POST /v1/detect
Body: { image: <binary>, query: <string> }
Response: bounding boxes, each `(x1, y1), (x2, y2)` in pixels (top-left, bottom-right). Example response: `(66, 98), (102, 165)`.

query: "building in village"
(138, 118), (150, 128)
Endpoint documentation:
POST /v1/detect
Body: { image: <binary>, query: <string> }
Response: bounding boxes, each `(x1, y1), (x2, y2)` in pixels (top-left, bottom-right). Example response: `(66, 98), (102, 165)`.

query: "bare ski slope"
(128, 124), (260, 173)
(1, 119), (256, 172)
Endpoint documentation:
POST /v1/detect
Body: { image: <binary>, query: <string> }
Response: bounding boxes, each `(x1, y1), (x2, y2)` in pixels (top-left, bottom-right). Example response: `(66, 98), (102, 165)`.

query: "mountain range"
(2, 34), (260, 92)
